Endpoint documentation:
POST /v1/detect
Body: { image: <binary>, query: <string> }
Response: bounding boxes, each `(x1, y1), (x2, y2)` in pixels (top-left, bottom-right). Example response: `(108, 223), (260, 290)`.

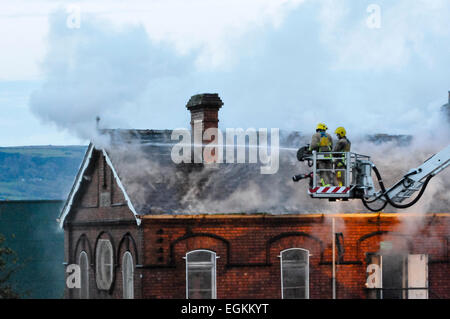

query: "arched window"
(185, 250), (217, 299)
(96, 239), (113, 290)
(79, 251), (89, 299)
(122, 252), (134, 299)
(280, 248), (309, 299)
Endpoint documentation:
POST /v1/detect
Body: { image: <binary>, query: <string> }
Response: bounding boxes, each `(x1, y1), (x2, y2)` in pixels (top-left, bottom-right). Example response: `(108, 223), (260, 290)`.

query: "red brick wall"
(64, 150), (450, 299)
(141, 214), (450, 299)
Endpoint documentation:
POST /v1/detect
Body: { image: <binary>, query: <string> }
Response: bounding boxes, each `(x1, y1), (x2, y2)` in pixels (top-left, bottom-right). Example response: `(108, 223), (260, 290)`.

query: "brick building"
(59, 93), (450, 299)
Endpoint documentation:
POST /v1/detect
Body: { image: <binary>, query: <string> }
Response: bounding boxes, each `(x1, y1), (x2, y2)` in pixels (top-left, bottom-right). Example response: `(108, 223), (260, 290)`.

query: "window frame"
(122, 251), (134, 299)
(366, 253), (429, 299)
(280, 248), (310, 299)
(78, 251), (89, 299)
(95, 239), (114, 290)
(184, 249), (217, 299)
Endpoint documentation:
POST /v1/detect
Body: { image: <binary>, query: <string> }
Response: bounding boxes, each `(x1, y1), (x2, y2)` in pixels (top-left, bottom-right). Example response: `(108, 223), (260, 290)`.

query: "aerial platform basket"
(294, 144), (450, 210)
(295, 150), (375, 200)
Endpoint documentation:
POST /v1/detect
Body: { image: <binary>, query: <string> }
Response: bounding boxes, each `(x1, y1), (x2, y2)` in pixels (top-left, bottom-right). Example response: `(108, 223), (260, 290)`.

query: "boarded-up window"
(122, 252), (134, 299)
(280, 248), (309, 299)
(99, 192), (111, 207)
(79, 251), (89, 299)
(408, 254), (428, 299)
(366, 253), (428, 299)
(96, 239), (113, 290)
(185, 250), (216, 299)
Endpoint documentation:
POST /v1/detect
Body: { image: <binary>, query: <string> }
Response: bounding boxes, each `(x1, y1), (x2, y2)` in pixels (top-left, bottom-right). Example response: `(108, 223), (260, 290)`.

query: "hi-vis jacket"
(310, 131), (333, 152)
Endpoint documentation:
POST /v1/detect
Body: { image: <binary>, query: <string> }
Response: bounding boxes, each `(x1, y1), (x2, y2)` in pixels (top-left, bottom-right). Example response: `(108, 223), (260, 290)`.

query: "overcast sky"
(1, 0), (449, 146)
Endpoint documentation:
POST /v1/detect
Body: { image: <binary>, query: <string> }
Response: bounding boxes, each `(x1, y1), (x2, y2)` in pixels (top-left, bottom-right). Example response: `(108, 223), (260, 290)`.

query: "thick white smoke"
(29, 6), (449, 221)
(106, 124), (449, 217)
(29, 9), (176, 145)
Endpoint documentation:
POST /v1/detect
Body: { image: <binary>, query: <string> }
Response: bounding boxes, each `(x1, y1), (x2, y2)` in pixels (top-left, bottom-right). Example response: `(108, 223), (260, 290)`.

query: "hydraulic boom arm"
(364, 145), (450, 210)
(293, 143), (450, 211)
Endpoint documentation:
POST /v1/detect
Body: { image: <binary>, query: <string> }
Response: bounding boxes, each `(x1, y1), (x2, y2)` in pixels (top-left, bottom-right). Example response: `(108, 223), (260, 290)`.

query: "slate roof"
(103, 129), (450, 216)
(103, 129), (313, 215)
(59, 128), (450, 227)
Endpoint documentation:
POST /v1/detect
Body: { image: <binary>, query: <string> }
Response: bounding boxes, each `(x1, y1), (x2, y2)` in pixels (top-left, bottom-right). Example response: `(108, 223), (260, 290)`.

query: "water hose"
(361, 165), (434, 211)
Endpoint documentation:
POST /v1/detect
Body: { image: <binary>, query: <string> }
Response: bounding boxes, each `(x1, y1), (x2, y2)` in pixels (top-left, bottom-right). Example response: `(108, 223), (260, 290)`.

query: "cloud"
(68, 0), (306, 69)
(26, 1), (307, 142)
(14, 0), (450, 146)
(0, 0), (305, 81)
(317, 0), (450, 71)
(29, 9), (193, 141)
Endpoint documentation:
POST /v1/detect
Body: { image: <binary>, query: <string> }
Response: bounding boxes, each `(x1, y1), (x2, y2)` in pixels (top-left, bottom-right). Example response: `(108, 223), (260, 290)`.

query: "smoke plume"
(106, 125), (449, 217)
(29, 9), (189, 145)
(29, 7), (449, 221)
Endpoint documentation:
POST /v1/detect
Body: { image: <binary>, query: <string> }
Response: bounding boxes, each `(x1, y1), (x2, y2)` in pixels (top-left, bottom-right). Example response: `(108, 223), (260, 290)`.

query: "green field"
(0, 145), (86, 200)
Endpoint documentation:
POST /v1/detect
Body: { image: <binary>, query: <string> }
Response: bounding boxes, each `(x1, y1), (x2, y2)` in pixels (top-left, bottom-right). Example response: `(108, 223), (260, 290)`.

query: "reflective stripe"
(309, 187), (350, 194)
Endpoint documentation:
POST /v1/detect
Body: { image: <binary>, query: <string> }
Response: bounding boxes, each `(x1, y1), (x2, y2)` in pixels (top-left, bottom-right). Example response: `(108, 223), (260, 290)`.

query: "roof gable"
(58, 143), (140, 228)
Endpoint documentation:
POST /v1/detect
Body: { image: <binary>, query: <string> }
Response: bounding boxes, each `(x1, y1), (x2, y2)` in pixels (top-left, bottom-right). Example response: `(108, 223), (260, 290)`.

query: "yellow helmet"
(335, 127), (346, 138)
(316, 123), (327, 131)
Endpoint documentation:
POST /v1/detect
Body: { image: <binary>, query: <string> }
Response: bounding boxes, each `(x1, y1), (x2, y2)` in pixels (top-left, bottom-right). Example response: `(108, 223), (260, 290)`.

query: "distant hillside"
(0, 146), (86, 200)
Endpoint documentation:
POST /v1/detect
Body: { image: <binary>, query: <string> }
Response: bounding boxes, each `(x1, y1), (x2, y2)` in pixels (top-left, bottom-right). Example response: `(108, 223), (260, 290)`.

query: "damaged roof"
(103, 129), (309, 215)
(59, 128), (450, 228)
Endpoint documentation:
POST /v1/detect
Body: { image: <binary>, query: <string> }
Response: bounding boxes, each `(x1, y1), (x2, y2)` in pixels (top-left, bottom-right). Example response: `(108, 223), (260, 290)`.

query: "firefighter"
(310, 123), (333, 186)
(333, 126), (351, 186)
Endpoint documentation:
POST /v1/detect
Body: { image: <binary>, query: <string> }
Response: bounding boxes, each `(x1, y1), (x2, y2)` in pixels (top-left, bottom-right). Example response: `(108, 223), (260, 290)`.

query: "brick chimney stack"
(186, 93), (223, 164)
(186, 93), (223, 144)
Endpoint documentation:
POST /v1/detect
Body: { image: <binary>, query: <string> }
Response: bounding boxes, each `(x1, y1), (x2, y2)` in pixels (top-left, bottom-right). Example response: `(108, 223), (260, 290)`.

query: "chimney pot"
(186, 93), (223, 111)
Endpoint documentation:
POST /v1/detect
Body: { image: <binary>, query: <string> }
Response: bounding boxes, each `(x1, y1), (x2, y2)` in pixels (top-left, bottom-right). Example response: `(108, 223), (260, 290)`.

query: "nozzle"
(296, 145), (312, 162)
(292, 173), (312, 182)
